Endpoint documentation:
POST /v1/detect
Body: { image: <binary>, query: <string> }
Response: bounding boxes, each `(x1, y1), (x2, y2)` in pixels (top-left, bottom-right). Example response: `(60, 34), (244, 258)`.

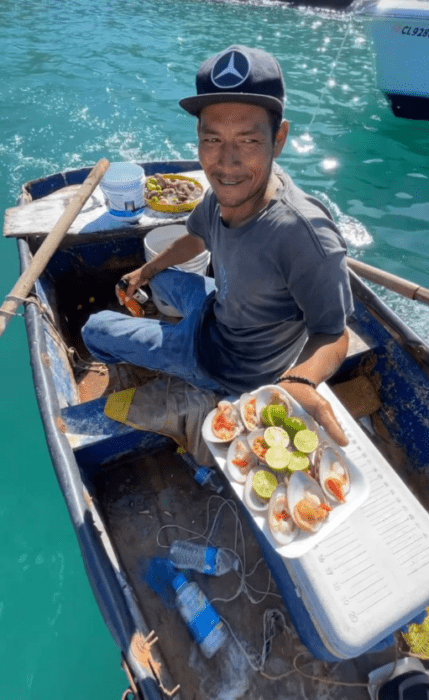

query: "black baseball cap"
(179, 45), (285, 117)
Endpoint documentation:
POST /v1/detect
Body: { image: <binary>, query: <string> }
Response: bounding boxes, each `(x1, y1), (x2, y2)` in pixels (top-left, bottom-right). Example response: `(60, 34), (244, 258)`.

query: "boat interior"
(13, 164), (429, 698)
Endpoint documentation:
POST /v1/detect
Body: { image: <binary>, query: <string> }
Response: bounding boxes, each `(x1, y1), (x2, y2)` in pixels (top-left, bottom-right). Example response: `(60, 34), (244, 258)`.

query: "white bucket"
(144, 224), (211, 317)
(100, 162), (146, 223)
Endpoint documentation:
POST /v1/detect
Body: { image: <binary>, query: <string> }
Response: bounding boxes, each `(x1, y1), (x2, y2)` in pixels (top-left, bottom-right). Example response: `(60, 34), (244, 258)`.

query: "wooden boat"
(4, 160), (429, 699)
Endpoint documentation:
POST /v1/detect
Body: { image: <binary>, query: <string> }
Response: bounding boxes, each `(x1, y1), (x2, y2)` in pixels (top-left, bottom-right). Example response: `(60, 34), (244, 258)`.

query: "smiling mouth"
(217, 178), (244, 186)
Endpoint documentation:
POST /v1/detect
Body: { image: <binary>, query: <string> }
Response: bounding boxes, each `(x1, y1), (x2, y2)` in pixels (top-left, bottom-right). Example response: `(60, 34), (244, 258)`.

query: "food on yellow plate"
(145, 173), (203, 210)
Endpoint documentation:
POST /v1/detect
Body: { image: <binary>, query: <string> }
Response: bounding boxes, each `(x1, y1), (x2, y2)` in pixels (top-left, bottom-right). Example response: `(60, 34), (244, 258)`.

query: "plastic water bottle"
(172, 572), (228, 658)
(177, 449), (224, 494)
(169, 540), (239, 576)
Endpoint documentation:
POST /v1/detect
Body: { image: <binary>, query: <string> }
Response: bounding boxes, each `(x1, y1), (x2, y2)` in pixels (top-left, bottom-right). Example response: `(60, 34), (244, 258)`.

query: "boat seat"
(60, 398), (171, 470)
(346, 319), (378, 359)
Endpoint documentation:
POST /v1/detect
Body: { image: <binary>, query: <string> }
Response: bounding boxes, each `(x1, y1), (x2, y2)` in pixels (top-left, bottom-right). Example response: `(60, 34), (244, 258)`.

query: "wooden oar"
(0, 158), (110, 338)
(347, 257), (429, 307)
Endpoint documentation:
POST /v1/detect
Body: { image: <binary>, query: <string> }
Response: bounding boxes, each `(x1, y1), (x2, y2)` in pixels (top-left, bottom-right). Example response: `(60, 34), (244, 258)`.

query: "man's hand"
(276, 329), (350, 445)
(115, 232), (205, 304)
(279, 381), (348, 446)
(116, 263), (154, 304)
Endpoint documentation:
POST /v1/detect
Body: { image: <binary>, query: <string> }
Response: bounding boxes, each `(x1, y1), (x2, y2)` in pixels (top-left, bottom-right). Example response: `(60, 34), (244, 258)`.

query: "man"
(82, 45), (353, 445)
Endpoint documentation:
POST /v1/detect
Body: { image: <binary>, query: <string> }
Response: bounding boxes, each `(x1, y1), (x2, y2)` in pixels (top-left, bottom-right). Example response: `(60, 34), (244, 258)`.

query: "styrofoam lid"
(102, 162), (145, 185)
(145, 224), (187, 247)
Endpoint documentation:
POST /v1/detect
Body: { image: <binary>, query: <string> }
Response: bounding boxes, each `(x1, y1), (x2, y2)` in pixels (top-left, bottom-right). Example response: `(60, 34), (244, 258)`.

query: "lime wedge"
(282, 416), (306, 438)
(252, 470), (278, 500)
(293, 429), (319, 453)
(287, 451), (310, 473)
(260, 404), (287, 427)
(264, 426), (290, 448)
(265, 446), (291, 472)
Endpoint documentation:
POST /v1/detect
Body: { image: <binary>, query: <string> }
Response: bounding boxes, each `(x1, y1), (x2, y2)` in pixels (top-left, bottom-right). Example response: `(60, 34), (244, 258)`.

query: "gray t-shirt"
(187, 168), (353, 395)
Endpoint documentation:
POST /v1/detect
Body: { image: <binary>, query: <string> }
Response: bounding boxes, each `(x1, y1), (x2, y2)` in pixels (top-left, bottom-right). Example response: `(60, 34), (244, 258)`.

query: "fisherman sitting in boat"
(82, 45), (353, 446)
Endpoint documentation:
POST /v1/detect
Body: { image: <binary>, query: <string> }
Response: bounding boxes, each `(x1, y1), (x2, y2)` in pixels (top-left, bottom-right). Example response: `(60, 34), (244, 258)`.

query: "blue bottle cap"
(172, 573), (188, 591)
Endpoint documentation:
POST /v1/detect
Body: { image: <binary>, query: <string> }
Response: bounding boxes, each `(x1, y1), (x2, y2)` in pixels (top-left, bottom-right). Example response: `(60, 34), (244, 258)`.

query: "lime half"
(264, 426), (290, 448)
(293, 429), (319, 454)
(265, 446), (291, 472)
(252, 470), (278, 500)
(260, 404), (287, 427)
(287, 451), (310, 473)
(283, 416), (306, 439)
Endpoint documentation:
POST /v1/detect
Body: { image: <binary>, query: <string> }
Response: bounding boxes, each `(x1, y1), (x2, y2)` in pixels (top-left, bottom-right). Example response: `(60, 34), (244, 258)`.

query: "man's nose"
(218, 141), (240, 165)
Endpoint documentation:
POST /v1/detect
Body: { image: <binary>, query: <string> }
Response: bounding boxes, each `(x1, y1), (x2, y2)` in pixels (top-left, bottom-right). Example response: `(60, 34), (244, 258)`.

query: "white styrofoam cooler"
(205, 383), (429, 659)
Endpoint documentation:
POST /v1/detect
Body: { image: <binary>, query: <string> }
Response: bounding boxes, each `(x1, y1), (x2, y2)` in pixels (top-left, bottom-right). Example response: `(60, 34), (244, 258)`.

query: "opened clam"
(255, 385), (292, 425)
(244, 467), (278, 513)
(316, 443), (350, 503)
(287, 471), (332, 533)
(226, 436), (257, 483)
(267, 484), (298, 545)
(248, 428), (269, 464)
(205, 400), (243, 443)
(239, 393), (260, 431)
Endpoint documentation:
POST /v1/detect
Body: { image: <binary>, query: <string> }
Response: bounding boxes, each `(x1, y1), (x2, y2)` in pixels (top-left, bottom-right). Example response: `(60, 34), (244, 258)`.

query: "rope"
(291, 11), (355, 153)
(121, 689), (135, 700)
(307, 13), (354, 134)
(17, 291), (107, 373)
(155, 495), (415, 690)
(0, 294), (48, 318)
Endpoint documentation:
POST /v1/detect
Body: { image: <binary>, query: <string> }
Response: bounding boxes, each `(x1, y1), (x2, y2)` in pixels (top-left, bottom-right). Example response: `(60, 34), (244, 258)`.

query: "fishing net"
(402, 607), (429, 659)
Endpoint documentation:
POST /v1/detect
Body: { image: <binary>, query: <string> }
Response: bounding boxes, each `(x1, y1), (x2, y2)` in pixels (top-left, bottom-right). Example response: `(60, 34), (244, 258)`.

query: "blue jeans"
(81, 268), (226, 393)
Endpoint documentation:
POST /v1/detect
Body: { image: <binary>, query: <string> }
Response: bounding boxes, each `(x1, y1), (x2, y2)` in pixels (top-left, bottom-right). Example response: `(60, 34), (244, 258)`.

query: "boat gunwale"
(16, 244), (172, 700)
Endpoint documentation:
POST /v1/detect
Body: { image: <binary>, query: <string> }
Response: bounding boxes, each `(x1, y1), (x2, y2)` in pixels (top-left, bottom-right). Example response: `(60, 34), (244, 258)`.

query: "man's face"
(197, 102), (287, 224)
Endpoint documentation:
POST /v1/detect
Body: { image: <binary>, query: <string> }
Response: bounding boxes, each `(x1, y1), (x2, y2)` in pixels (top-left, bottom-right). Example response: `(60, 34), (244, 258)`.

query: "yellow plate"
(145, 174), (204, 213)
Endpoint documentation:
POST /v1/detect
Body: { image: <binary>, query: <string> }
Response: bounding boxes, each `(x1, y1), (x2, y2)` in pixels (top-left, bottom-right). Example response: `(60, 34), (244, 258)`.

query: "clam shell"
(287, 471), (331, 533)
(254, 385), (292, 423)
(243, 467), (277, 513)
(317, 443), (350, 503)
(226, 436), (258, 483)
(239, 393), (261, 431)
(248, 428), (269, 464)
(267, 484), (298, 545)
(203, 401), (243, 443)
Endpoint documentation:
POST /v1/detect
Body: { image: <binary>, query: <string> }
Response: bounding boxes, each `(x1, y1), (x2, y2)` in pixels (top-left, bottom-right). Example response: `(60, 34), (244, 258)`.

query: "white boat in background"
(358, 0), (429, 119)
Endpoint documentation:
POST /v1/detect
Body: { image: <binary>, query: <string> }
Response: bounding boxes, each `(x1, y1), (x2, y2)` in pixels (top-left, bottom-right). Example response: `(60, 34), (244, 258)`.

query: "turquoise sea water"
(0, 0), (428, 697)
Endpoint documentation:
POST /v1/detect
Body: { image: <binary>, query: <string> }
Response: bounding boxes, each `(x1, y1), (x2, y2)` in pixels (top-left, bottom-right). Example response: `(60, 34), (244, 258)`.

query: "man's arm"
(277, 329), (350, 446)
(119, 233), (206, 300)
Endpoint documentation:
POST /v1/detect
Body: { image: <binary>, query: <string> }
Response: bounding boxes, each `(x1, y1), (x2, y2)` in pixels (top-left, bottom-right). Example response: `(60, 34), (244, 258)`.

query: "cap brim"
(179, 92), (284, 117)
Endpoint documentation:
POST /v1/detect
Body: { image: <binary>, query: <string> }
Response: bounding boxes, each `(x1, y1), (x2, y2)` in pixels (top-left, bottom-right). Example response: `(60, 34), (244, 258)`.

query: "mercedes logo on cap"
(211, 49), (250, 90)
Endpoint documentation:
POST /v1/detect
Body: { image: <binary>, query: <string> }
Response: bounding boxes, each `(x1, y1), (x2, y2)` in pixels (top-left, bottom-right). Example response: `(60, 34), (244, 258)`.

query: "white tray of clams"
(202, 385), (370, 558)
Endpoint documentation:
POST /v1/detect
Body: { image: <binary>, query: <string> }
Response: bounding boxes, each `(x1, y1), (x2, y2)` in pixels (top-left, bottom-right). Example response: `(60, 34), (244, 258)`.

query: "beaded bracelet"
(273, 374), (317, 389)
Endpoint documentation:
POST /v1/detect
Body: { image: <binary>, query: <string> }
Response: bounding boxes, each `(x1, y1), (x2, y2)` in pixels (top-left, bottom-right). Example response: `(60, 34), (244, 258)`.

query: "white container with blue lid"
(100, 162), (145, 222)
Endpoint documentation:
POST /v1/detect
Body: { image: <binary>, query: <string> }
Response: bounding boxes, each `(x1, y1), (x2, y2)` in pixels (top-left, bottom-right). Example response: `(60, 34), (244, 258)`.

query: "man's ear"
(274, 120), (289, 157)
